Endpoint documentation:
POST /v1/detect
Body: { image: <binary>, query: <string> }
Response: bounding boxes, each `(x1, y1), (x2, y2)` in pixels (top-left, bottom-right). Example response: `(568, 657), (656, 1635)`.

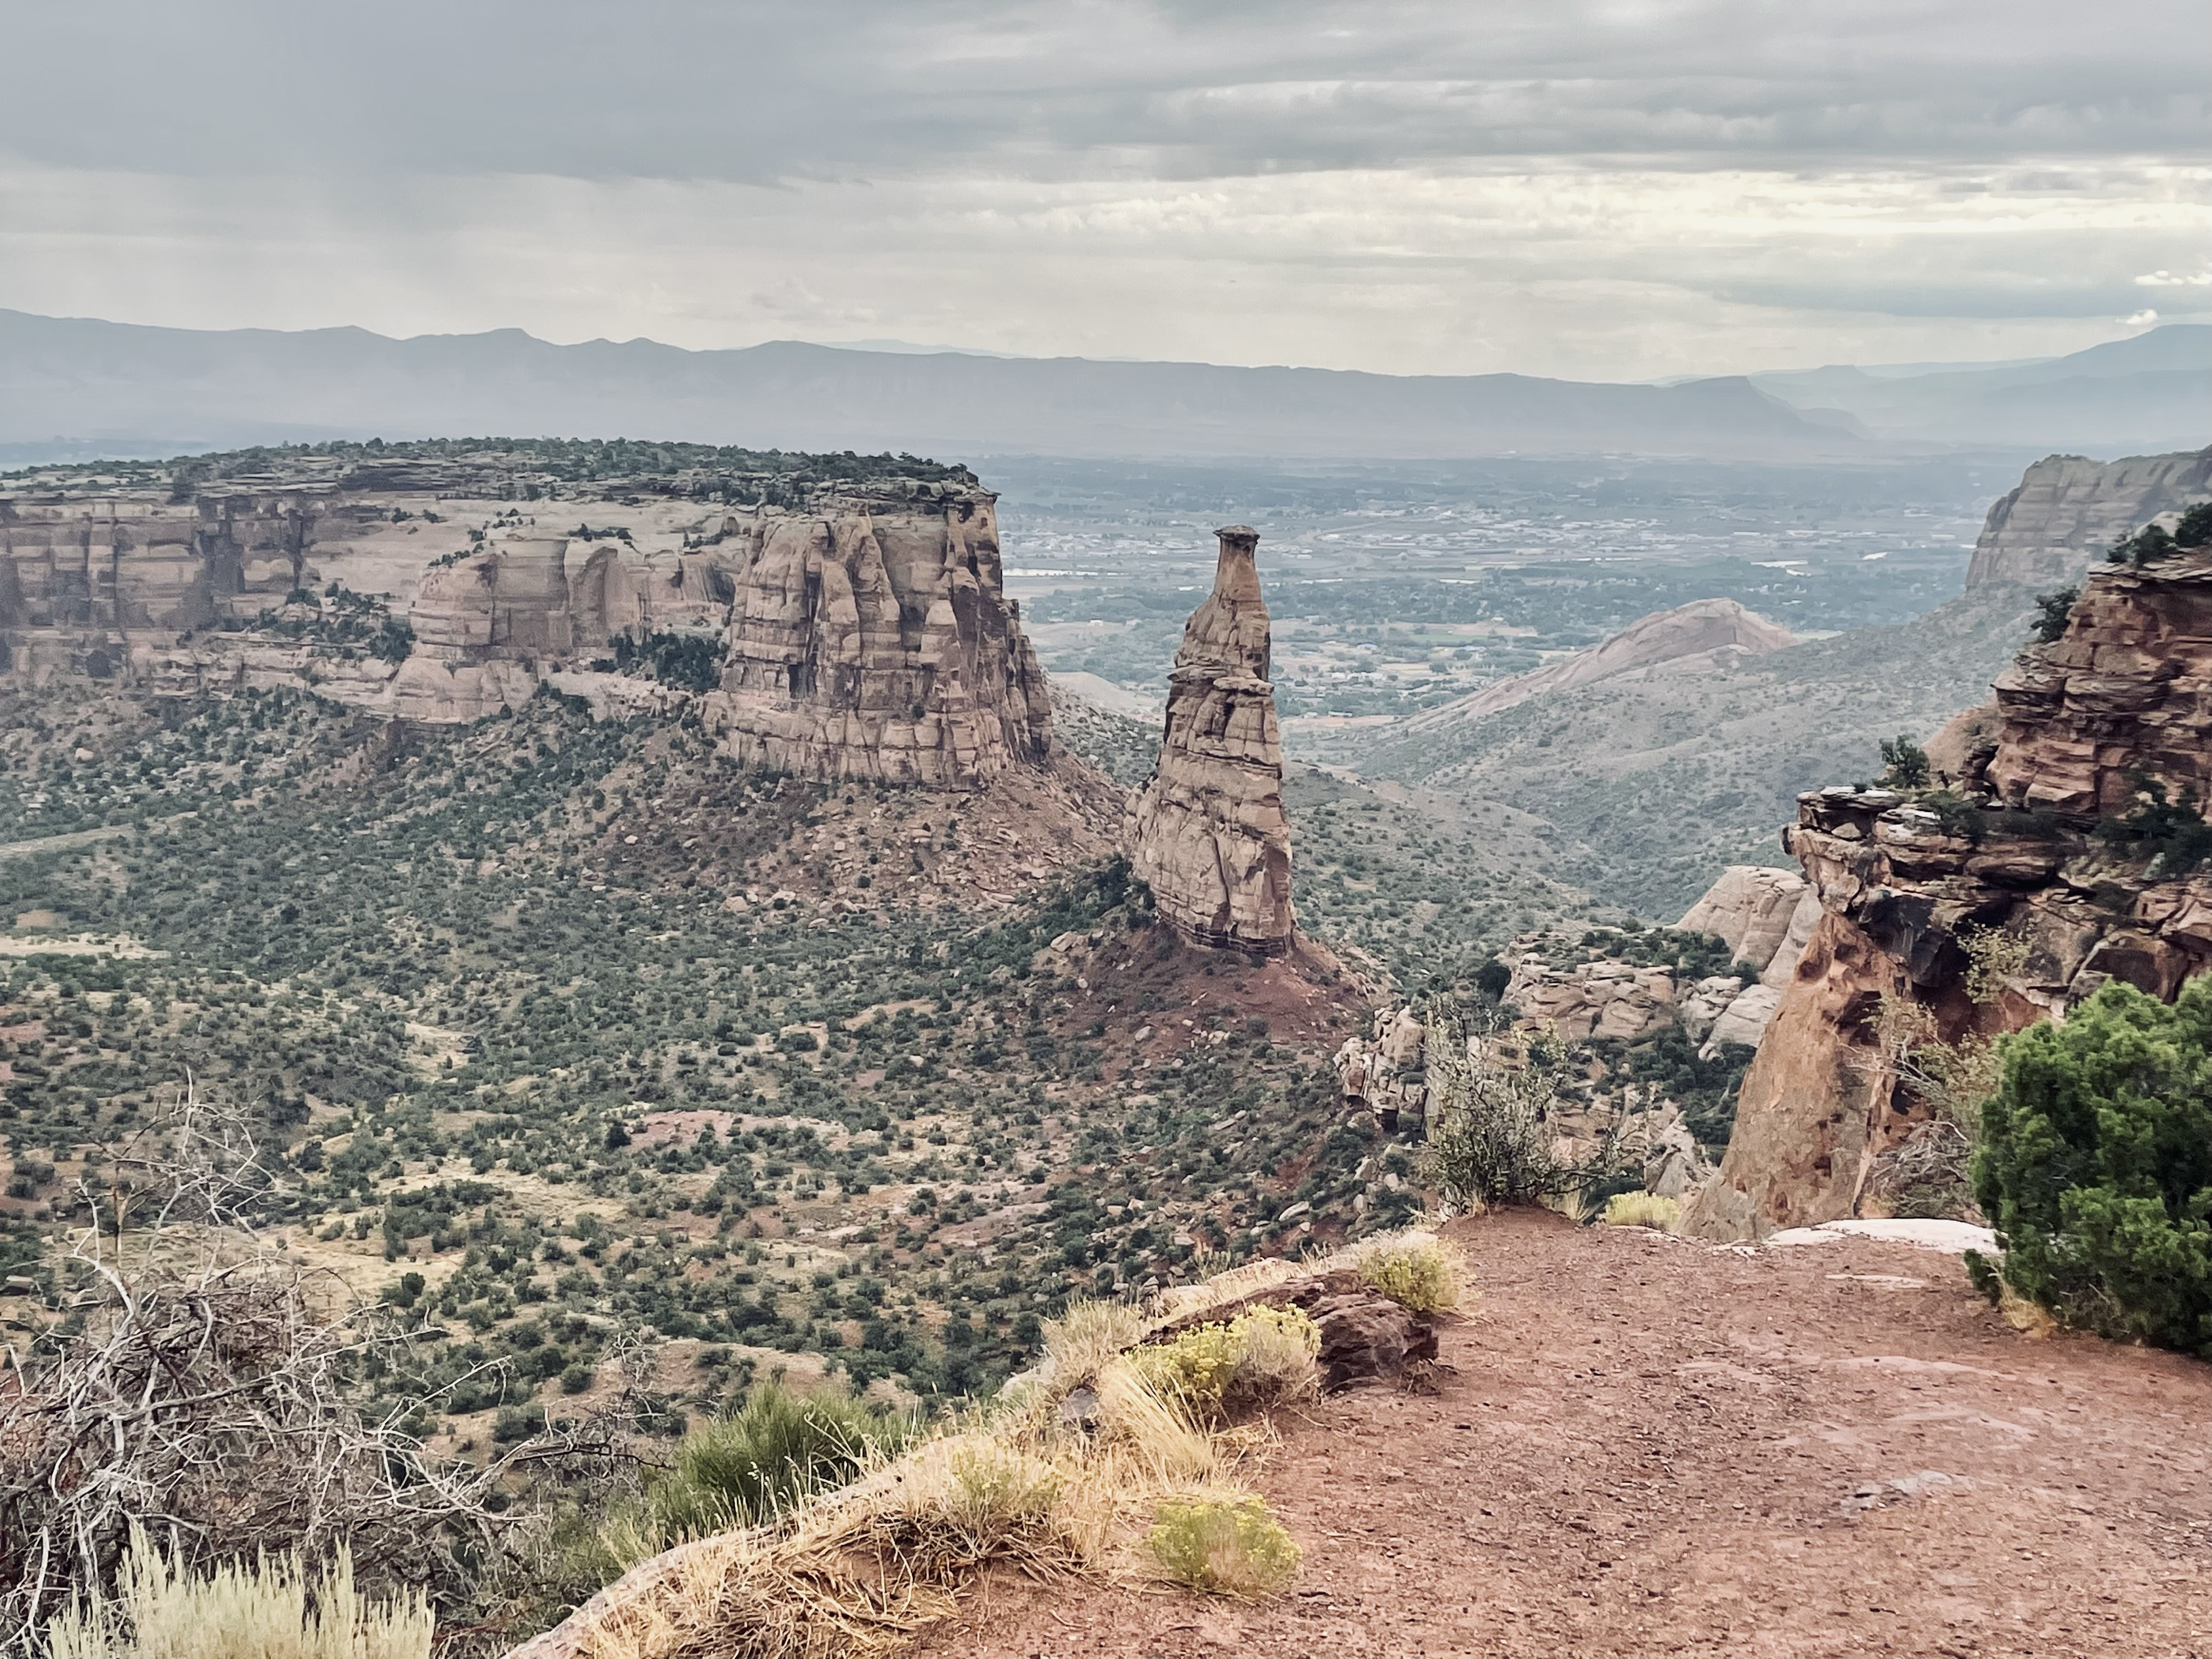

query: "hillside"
(1352, 585), (2037, 917)
(1753, 324), (2212, 453)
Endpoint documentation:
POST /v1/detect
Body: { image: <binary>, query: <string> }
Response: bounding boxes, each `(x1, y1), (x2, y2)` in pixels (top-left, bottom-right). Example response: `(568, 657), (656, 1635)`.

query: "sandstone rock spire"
(1127, 525), (1295, 952)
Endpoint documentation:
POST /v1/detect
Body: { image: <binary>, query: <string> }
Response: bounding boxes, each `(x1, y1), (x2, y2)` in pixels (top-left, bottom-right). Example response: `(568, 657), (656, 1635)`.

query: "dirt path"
(936, 1209), (2212, 1658)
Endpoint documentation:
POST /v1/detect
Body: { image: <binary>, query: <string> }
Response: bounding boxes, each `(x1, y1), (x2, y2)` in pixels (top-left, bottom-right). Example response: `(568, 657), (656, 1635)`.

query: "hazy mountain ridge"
(1753, 324), (2212, 453)
(0, 309), (1853, 462)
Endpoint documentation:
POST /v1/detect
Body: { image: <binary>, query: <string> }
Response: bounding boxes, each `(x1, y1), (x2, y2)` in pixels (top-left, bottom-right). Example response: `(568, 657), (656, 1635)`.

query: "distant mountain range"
(0, 309), (1850, 464)
(1750, 325), (2212, 453)
(1, 309), (2203, 466)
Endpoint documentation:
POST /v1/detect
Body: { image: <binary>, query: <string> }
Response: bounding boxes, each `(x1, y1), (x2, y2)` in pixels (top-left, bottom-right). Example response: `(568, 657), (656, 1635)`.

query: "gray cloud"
(3, 2), (2207, 182)
(1, 2), (2207, 376)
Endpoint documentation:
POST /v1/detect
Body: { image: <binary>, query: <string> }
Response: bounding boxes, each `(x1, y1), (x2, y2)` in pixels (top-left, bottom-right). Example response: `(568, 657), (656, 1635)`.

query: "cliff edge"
(1684, 541), (2212, 1239)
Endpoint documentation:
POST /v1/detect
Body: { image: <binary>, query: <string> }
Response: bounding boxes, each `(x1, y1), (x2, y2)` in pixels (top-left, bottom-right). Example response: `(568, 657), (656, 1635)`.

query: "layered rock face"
(0, 489), (333, 677)
(699, 486), (1053, 787)
(1126, 527), (1295, 952)
(1684, 549), (2212, 1239)
(1, 445), (1058, 789)
(1963, 445), (2212, 590)
(1981, 552), (2212, 817)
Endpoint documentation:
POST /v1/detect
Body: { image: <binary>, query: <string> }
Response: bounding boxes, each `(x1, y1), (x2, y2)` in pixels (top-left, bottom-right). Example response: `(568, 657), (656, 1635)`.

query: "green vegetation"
(2097, 774), (2212, 878)
(612, 1383), (917, 1556)
(2108, 501), (2212, 568)
(1878, 735), (1931, 789)
(1129, 1306), (1321, 1424)
(601, 631), (725, 693)
(1973, 977), (2212, 1356)
(2032, 585), (2079, 644)
(1145, 1496), (1301, 1597)
(1351, 1234), (1465, 1313)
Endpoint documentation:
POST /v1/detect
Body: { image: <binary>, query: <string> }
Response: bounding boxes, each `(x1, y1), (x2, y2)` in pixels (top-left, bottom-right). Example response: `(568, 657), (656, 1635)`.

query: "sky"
(1, 0), (2208, 381)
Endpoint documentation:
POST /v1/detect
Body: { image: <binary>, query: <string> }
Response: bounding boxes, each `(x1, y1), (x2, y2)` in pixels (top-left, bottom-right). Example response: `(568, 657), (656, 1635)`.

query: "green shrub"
(2096, 775), (2212, 878)
(1130, 1305), (1320, 1423)
(1147, 1495), (1300, 1596)
(1974, 977), (2212, 1355)
(2032, 586), (2079, 644)
(1353, 1235), (1466, 1312)
(1879, 735), (1931, 789)
(613, 1383), (917, 1556)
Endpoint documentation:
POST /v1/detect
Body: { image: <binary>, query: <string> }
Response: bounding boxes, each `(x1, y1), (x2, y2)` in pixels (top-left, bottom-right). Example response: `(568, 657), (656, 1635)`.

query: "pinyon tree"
(1973, 977), (2212, 1355)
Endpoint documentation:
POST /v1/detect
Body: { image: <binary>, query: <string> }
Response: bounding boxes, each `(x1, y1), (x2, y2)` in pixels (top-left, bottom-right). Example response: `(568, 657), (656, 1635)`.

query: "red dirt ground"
(930, 1208), (2212, 1659)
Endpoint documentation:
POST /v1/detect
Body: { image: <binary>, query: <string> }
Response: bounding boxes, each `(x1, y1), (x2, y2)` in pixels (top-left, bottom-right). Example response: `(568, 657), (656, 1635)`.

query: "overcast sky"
(1, 1), (2207, 379)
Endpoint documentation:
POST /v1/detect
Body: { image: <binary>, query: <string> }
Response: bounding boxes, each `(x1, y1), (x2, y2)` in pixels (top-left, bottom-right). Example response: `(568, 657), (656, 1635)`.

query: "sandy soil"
(932, 1208), (2212, 1658)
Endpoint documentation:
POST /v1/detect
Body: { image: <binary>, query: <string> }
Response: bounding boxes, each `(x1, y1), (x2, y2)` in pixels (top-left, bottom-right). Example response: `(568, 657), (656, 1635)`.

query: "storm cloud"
(1, 1), (2206, 376)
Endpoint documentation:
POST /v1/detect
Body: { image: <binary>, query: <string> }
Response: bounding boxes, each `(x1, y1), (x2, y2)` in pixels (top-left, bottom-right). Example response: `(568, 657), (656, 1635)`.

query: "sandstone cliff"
(1, 442), (1059, 791)
(1126, 526), (1295, 953)
(1684, 543), (2212, 1239)
(700, 487), (1052, 787)
(1402, 597), (1795, 733)
(1963, 444), (2212, 590)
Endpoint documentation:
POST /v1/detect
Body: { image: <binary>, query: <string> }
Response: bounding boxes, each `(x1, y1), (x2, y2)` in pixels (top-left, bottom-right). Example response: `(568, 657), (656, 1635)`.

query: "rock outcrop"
(1126, 526), (1295, 953)
(1980, 555), (2212, 818)
(1684, 543), (2212, 1239)
(1403, 597), (1796, 732)
(1676, 864), (1822, 991)
(1, 442), (1062, 791)
(699, 487), (1052, 787)
(1963, 445), (2212, 590)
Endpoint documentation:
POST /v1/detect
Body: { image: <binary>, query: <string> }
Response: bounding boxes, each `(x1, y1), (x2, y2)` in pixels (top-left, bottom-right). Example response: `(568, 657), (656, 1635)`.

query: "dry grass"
(559, 1285), (1326, 1658)
(1601, 1192), (1682, 1232)
(47, 1527), (431, 1659)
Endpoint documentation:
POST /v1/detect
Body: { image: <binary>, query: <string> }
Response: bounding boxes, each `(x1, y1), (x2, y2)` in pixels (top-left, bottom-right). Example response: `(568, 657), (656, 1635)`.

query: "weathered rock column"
(1126, 525), (1295, 953)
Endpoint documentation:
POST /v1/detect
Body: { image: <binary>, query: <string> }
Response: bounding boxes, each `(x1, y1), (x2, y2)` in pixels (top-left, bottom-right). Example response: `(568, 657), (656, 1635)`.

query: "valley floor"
(935, 1209), (2212, 1658)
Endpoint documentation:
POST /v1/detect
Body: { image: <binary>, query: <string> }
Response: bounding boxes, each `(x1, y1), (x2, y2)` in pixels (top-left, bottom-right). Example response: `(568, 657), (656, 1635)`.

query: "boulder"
(1309, 1293), (1441, 1391)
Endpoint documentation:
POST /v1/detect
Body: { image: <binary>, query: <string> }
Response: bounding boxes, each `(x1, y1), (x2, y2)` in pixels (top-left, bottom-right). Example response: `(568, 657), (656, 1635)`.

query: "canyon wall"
(1126, 526), (1295, 953)
(0, 447), (1057, 790)
(1963, 444), (2212, 590)
(1684, 544), (2212, 1239)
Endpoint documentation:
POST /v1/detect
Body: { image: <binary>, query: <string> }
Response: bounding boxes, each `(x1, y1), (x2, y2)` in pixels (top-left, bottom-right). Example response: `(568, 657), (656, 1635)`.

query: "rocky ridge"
(1126, 527), (1296, 953)
(1963, 443), (2212, 590)
(1401, 597), (1796, 733)
(1685, 543), (2212, 1239)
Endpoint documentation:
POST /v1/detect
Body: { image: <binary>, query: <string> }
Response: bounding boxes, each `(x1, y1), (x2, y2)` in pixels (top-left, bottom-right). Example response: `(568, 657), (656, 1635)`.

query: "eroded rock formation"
(1963, 444), (2212, 590)
(1684, 544), (2212, 1239)
(0, 444), (1059, 791)
(699, 487), (1052, 786)
(1126, 526), (1295, 952)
